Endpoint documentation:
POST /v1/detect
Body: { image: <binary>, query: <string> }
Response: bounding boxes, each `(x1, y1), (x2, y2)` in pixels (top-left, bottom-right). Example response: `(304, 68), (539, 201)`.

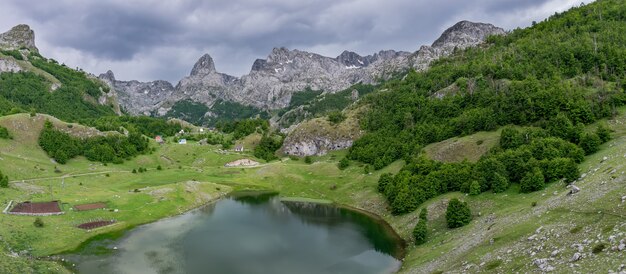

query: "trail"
(9, 170), (130, 183)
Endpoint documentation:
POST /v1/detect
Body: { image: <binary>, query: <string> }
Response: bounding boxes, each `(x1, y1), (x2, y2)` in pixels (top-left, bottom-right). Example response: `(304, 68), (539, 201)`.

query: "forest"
(356, 0), (626, 214)
(38, 121), (150, 164)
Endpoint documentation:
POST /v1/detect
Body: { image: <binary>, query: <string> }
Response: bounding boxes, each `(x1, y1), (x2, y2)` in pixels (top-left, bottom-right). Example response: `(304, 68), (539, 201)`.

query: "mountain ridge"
(100, 21), (504, 120)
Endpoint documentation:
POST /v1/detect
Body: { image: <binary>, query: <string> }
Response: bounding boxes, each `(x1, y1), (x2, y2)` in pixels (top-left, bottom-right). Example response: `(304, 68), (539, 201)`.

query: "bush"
(595, 124), (611, 143)
(592, 243), (606, 254)
(338, 157), (349, 170)
(0, 170), (8, 188)
(579, 132), (601, 155)
(33, 218), (44, 228)
(446, 198), (471, 228)
(492, 173), (509, 193)
(304, 156), (313, 164)
(413, 220), (427, 245)
(520, 167), (545, 193)
(327, 111), (346, 124)
(132, 169), (137, 174)
(157, 165), (162, 171)
(377, 173), (393, 193)
(419, 208), (428, 221)
(254, 134), (283, 161)
(0, 126), (10, 139)
(469, 181), (481, 195)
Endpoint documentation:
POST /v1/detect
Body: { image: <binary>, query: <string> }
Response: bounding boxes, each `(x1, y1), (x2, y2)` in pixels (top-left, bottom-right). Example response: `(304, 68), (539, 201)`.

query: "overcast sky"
(0, 0), (589, 83)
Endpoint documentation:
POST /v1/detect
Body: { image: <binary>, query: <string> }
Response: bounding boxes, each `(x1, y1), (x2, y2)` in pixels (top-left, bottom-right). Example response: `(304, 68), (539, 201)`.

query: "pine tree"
(491, 172), (509, 193)
(469, 181), (481, 195)
(413, 220), (427, 245)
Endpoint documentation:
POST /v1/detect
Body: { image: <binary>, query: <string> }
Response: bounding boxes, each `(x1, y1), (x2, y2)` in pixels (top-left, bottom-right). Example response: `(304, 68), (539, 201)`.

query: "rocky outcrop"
(0, 58), (22, 72)
(107, 21), (504, 117)
(0, 24), (37, 51)
(98, 70), (174, 116)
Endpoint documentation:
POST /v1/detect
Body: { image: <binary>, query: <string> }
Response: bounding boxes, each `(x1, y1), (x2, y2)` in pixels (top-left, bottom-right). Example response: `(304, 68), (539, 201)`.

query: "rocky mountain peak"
(0, 24), (38, 51)
(190, 54), (216, 76)
(432, 20), (505, 50)
(336, 51), (369, 68)
(100, 70), (116, 82)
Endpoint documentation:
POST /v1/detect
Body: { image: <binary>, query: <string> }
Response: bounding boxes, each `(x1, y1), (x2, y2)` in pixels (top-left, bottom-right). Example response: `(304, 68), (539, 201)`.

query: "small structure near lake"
(234, 145), (244, 152)
(7, 201), (64, 216)
(155, 135), (164, 144)
(77, 220), (116, 230)
(225, 158), (259, 167)
(178, 139), (187, 145)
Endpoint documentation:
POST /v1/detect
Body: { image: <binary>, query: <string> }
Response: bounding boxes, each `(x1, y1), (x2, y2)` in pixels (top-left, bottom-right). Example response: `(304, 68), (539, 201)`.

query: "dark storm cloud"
(0, 0), (588, 82)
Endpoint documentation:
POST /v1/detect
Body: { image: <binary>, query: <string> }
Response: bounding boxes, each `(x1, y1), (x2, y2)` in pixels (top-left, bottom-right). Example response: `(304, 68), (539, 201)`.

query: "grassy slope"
(0, 112), (625, 273)
(423, 130), (501, 163)
(0, 53), (61, 87)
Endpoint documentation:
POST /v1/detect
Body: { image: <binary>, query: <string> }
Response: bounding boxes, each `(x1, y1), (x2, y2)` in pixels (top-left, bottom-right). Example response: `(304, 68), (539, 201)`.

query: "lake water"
(69, 192), (404, 274)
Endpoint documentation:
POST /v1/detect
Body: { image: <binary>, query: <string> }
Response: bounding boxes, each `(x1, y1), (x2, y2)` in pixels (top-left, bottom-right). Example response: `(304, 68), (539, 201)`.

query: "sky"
(0, 0), (590, 83)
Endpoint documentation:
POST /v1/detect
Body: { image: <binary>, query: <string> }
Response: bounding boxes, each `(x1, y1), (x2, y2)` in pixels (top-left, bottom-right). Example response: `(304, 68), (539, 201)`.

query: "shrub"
(491, 173), (509, 193)
(327, 111), (346, 124)
(0, 126), (10, 139)
(579, 132), (601, 155)
(592, 243), (606, 254)
(419, 208), (428, 221)
(520, 167), (545, 193)
(0, 170), (8, 188)
(157, 165), (162, 171)
(33, 218), (44, 228)
(595, 124), (611, 143)
(413, 220), (427, 245)
(377, 173), (393, 193)
(132, 169), (137, 174)
(469, 181), (481, 195)
(338, 157), (349, 170)
(363, 164), (371, 174)
(304, 156), (313, 164)
(446, 198), (471, 228)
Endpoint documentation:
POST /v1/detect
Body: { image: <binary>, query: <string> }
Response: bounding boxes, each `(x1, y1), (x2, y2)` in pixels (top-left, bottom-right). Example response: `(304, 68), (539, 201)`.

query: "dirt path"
(9, 170), (130, 183)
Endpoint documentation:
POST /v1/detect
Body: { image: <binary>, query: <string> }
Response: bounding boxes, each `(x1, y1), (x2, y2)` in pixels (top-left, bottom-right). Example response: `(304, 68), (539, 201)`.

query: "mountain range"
(97, 21), (505, 119)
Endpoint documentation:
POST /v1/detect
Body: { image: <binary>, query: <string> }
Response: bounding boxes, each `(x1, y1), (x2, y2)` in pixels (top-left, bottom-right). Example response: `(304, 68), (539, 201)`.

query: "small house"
(178, 139), (187, 145)
(234, 145), (244, 152)
(178, 129), (185, 135)
(155, 135), (164, 144)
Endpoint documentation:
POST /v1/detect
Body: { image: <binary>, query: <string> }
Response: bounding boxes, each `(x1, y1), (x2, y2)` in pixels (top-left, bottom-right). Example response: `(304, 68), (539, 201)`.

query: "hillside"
(0, 25), (120, 122)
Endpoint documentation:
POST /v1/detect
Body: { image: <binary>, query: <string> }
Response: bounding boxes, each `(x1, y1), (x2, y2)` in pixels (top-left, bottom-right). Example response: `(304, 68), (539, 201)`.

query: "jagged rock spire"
(190, 54), (216, 76)
(0, 24), (37, 51)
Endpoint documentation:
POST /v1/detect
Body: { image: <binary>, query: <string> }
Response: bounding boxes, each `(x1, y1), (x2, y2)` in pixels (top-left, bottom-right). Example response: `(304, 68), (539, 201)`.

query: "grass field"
(0, 112), (625, 273)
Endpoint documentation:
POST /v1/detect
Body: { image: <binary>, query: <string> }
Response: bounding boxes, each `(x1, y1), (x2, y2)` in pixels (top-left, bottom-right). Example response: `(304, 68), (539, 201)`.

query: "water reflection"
(70, 193), (403, 274)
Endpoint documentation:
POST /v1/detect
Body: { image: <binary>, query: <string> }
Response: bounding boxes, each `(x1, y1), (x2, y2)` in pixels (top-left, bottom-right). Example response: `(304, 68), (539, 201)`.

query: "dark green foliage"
(592, 243), (606, 254)
(595, 124), (611, 143)
(216, 118), (269, 140)
(413, 219), (427, 245)
(304, 156), (313, 164)
(82, 116), (183, 137)
(540, 157), (580, 183)
(349, 0), (626, 167)
(377, 173), (393, 193)
(338, 157), (349, 170)
(0, 49), (24, 60)
(38, 121), (150, 164)
(0, 72), (115, 121)
(491, 172), (509, 193)
(0, 170), (8, 188)
(157, 165), (162, 171)
(0, 125), (10, 139)
(446, 198), (471, 228)
(520, 167), (545, 193)
(30, 57), (105, 98)
(33, 218), (44, 228)
(166, 98), (270, 126)
(469, 181), (481, 195)
(288, 88), (323, 109)
(164, 100), (210, 125)
(278, 84), (376, 128)
(327, 111), (346, 124)
(579, 132), (601, 155)
(419, 208), (428, 221)
(132, 169), (137, 174)
(363, 164), (371, 174)
(253, 134), (283, 161)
